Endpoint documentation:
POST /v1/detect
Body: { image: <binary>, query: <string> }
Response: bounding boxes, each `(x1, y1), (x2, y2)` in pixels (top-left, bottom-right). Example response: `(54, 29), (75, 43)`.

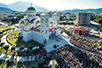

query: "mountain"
(8, 1), (49, 12)
(63, 8), (102, 13)
(0, 7), (13, 12)
(0, 3), (13, 12)
(0, 3), (8, 8)
(0, 1), (101, 13)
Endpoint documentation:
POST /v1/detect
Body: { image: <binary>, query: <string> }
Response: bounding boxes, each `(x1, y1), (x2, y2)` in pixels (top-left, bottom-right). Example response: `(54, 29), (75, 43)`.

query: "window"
(42, 30), (44, 33)
(46, 19), (48, 23)
(46, 30), (48, 33)
(41, 19), (44, 23)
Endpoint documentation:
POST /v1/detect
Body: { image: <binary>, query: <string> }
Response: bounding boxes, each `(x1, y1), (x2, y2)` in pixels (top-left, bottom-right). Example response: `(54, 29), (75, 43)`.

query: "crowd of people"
(57, 44), (101, 68)
(70, 34), (102, 67)
(70, 34), (102, 54)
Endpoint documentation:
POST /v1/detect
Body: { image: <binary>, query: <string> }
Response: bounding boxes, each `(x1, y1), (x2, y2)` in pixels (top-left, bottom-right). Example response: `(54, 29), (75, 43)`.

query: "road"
(91, 21), (102, 30)
(0, 21), (19, 30)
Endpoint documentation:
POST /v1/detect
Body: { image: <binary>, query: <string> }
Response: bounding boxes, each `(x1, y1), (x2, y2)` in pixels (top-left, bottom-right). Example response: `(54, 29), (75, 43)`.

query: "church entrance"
(51, 31), (56, 39)
(49, 28), (57, 39)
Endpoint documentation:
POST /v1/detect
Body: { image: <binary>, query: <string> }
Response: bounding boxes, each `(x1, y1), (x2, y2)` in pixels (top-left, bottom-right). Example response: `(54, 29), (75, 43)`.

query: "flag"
(57, 19), (59, 24)
(47, 22), (49, 27)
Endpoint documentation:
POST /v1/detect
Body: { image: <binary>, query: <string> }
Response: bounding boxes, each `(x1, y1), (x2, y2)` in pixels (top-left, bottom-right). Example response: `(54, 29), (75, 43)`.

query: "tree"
(99, 29), (102, 32)
(98, 18), (102, 25)
(11, 47), (15, 51)
(46, 53), (51, 59)
(0, 42), (5, 47)
(55, 55), (60, 61)
(75, 52), (83, 58)
(19, 45), (24, 50)
(4, 45), (9, 50)
(95, 18), (102, 25)
(38, 58), (45, 66)
(9, 21), (12, 24)
(3, 45), (9, 53)
(60, 16), (63, 21)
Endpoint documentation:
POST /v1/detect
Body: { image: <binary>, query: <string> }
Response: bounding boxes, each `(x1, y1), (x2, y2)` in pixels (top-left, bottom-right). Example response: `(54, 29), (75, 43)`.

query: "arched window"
(31, 18), (36, 23)
(35, 20), (40, 24)
(46, 30), (48, 33)
(41, 19), (44, 23)
(46, 19), (48, 23)
(42, 30), (44, 33)
(26, 19), (30, 22)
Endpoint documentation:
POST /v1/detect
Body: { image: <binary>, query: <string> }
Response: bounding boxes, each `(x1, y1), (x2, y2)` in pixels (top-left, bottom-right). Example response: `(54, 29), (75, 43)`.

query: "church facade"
(19, 6), (60, 44)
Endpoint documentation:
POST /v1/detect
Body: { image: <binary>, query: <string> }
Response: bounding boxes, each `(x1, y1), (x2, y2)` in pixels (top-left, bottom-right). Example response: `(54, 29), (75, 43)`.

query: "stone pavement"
(1, 32), (12, 49)
(44, 32), (70, 52)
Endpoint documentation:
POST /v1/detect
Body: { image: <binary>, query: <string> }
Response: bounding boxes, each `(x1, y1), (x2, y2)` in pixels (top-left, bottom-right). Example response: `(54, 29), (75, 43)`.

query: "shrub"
(11, 47), (15, 51)
(4, 45), (9, 50)
(38, 59), (45, 64)
(19, 45), (24, 50)
(61, 51), (65, 55)
(46, 53), (51, 58)
(0, 42), (5, 47)
(39, 45), (44, 49)
(83, 41), (88, 44)
(75, 36), (79, 40)
(55, 55), (60, 61)
(91, 57), (96, 64)
(92, 43), (98, 47)
(75, 52), (83, 58)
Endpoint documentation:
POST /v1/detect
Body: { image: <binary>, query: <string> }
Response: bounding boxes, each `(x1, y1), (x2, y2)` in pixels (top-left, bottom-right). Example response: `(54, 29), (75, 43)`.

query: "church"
(19, 5), (60, 44)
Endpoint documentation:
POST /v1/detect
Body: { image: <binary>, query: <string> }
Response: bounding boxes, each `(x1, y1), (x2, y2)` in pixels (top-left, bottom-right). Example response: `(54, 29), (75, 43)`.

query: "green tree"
(19, 45), (24, 50)
(0, 42), (5, 47)
(3, 45), (9, 53)
(11, 47), (15, 51)
(9, 21), (12, 24)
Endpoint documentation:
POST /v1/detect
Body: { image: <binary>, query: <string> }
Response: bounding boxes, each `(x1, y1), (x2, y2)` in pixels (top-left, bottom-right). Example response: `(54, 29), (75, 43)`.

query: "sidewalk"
(44, 32), (70, 52)
(0, 53), (36, 62)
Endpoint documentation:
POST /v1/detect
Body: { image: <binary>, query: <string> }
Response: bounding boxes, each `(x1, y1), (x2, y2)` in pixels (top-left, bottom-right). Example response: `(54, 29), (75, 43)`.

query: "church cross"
(30, 3), (32, 7)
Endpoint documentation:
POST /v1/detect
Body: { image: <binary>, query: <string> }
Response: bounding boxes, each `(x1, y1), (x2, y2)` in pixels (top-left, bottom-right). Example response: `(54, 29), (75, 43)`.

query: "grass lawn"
(0, 47), (13, 55)
(0, 60), (38, 68)
(7, 37), (41, 48)
(0, 26), (12, 32)
(6, 31), (41, 48)
(7, 31), (19, 39)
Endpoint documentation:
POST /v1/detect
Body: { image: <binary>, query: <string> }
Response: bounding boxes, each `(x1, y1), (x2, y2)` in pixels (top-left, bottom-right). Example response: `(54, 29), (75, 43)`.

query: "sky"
(0, 0), (102, 10)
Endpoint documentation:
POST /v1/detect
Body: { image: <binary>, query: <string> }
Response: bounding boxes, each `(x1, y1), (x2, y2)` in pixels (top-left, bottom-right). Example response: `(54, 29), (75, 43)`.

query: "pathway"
(0, 53), (35, 62)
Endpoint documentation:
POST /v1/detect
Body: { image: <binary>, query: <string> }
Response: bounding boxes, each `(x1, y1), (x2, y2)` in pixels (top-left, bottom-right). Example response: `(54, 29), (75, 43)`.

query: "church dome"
(27, 7), (36, 11)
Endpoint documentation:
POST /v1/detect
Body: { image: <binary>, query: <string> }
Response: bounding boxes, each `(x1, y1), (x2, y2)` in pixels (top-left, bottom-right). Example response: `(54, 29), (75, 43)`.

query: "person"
(44, 39), (46, 44)
(22, 60), (23, 63)
(28, 61), (30, 64)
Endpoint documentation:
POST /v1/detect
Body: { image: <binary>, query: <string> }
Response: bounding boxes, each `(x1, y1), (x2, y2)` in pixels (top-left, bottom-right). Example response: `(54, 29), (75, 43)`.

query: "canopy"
(51, 28), (55, 32)
(32, 47), (39, 50)
(74, 30), (86, 34)
(49, 60), (57, 68)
